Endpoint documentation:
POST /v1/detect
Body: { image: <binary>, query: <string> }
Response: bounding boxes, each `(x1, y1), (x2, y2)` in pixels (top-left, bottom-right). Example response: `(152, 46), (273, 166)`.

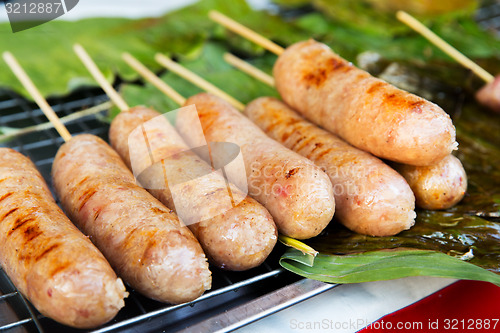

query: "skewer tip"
(2, 51), (13, 62)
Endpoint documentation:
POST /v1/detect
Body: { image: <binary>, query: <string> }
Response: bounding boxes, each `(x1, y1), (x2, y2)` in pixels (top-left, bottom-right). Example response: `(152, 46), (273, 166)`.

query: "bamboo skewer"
(224, 53), (275, 87)
(155, 56), (246, 109)
(396, 10), (494, 83)
(223, 53), (275, 87)
(73, 44), (131, 112)
(122, 53), (185, 106)
(122, 53), (186, 106)
(155, 53), (245, 111)
(210, 9), (495, 85)
(3, 52), (73, 142)
(0, 101), (112, 142)
(208, 11), (284, 56)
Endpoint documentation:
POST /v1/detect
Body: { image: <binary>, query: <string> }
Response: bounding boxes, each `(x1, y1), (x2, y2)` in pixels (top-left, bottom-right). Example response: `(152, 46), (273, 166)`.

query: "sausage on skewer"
(176, 93), (336, 240)
(109, 106), (278, 270)
(0, 148), (127, 329)
(273, 40), (457, 166)
(223, 52), (468, 211)
(245, 97), (416, 236)
(52, 134), (212, 304)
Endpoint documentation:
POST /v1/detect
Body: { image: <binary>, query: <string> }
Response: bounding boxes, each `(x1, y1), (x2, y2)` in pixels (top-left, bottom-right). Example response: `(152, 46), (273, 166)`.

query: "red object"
(359, 280), (500, 332)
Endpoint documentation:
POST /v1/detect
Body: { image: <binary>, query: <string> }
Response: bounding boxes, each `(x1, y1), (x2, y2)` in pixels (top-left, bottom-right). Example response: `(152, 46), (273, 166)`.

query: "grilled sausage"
(52, 134), (211, 304)
(392, 155), (467, 210)
(176, 93), (335, 239)
(0, 148), (126, 329)
(273, 39), (457, 166)
(245, 97), (416, 236)
(109, 106), (277, 271)
(475, 75), (500, 113)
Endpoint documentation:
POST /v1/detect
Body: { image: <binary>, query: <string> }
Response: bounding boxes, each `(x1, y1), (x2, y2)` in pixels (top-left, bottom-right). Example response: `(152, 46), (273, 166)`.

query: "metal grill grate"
(0, 88), (307, 333)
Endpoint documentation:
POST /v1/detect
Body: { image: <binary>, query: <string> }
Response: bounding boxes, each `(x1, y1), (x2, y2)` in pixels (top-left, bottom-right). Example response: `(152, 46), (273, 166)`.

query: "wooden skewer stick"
(396, 10), (494, 83)
(223, 53), (275, 87)
(122, 53), (186, 106)
(224, 53), (275, 87)
(209, 10), (284, 56)
(155, 53), (245, 111)
(73, 44), (131, 111)
(155, 55), (245, 109)
(3, 51), (73, 142)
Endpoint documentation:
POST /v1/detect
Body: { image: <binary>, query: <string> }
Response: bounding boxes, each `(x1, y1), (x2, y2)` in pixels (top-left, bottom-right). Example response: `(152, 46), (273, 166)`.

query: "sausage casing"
(52, 134), (211, 304)
(273, 40), (457, 166)
(109, 107), (277, 271)
(245, 97), (416, 236)
(393, 154), (467, 210)
(177, 93), (335, 240)
(0, 148), (126, 329)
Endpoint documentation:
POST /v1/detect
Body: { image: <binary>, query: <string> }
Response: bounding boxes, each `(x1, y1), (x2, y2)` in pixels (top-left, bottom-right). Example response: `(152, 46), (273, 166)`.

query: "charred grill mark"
(315, 148), (332, 161)
(75, 176), (89, 188)
(0, 192), (14, 203)
(1, 207), (19, 220)
(290, 136), (307, 151)
(93, 207), (103, 221)
(151, 206), (169, 215)
(264, 121), (279, 133)
(24, 225), (42, 242)
(285, 168), (299, 179)
(409, 100), (425, 113)
(302, 57), (349, 87)
(35, 243), (60, 262)
(281, 129), (295, 143)
(9, 217), (35, 235)
(78, 188), (98, 212)
(8, 208), (37, 236)
(50, 262), (71, 277)
(293, 135), (315, 153)
(366, 81), (385, 94)
(306, 142), (324, 159)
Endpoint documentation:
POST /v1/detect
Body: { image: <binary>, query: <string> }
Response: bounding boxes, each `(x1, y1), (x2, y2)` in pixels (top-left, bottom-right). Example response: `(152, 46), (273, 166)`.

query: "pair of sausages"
(52, 134), (211, 305)
(176, 93), (336, 239)
(271, 39), (466, 210)
(273, 40), (457, 167)
(109, 106), (277, 270)
(0, 148), (127, 329)
(245, 97), (416, 236)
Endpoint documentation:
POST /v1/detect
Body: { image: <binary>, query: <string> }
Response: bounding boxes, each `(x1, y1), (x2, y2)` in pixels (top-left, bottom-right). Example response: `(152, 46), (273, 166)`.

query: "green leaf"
(109, 41), (278, 122)
(280, 248), (500, 285)
(0, 0), (305, 98)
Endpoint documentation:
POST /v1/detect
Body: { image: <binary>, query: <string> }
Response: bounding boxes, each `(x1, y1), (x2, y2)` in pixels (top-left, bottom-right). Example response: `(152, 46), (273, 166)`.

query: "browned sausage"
(245, 97), (416, 236)
(109, 106), (277, 271)
(0, 148), (127, 329)
(52, 134), (211, 304)
(273, 39), (457, 166)
(475, 75), (500, 113)
(176, 93), (335, 240)
(392, 155), (467, 210)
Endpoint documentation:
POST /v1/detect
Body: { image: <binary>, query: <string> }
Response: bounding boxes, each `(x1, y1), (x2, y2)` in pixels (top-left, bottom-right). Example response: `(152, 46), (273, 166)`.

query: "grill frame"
(0, 88), (327, 333)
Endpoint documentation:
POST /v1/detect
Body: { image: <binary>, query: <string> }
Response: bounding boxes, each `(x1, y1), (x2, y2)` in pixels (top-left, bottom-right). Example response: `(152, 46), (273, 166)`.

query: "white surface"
(0, 0), (274, 22)
(237, 277), (456, 333)
(0, 0), (199, 22)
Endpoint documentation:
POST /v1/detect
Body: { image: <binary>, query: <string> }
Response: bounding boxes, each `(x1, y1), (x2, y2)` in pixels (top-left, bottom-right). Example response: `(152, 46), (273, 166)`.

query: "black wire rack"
(0, 87), (309, 333)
